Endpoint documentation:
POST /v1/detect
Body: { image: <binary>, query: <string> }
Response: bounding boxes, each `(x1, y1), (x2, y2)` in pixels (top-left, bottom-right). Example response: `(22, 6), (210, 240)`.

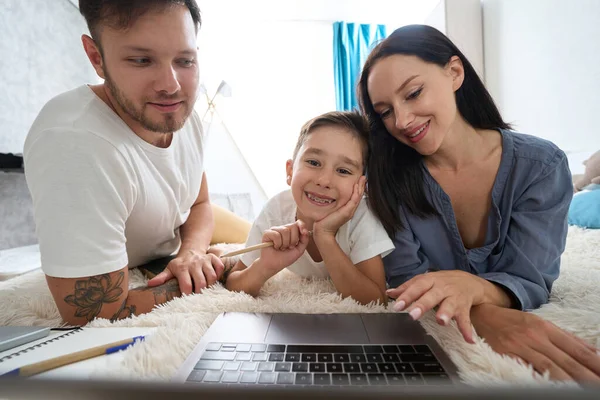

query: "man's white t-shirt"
(240, 190), (395, 278)
(24, 85), (205, 278)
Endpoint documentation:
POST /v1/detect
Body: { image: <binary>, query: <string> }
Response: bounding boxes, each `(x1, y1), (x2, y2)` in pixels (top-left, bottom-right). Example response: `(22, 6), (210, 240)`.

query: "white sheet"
(0, 244), (41, 281)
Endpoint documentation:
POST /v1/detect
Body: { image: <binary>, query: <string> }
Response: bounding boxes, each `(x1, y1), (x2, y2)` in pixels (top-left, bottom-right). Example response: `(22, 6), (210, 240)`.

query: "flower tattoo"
(64, 272), (124, 321)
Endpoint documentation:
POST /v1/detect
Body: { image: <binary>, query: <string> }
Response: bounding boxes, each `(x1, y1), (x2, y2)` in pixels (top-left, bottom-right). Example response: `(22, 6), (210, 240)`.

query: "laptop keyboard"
(186, 343), (452, 386)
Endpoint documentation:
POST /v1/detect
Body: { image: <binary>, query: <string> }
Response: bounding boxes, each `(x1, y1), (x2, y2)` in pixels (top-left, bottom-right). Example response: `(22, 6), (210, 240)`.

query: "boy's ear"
(285, 159), (293, 186)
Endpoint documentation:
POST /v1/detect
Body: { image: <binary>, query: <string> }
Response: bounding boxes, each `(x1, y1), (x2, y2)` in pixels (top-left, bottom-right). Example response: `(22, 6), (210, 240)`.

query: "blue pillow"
(568, 187), (600, 228)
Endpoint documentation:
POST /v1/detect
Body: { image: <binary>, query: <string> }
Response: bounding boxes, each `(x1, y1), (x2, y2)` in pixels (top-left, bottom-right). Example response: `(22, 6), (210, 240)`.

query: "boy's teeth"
(307, 193), (333, 204)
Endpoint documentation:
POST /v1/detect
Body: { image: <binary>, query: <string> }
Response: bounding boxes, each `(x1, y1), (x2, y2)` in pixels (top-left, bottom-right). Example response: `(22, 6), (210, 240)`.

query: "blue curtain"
(333, 22), (387, 111)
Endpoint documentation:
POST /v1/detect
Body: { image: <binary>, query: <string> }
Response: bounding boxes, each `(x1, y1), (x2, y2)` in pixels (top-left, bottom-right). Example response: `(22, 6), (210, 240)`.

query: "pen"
(2, 335), (146, 378)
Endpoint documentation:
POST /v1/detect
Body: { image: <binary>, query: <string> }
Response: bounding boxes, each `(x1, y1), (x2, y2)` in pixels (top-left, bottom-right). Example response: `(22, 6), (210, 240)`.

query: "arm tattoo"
(63, 272), (179, 322)
(64, 272), (125, 322)
(110, 299), (137, 322)
(219, 258), (236, 286)
(131, 279), (181, 304)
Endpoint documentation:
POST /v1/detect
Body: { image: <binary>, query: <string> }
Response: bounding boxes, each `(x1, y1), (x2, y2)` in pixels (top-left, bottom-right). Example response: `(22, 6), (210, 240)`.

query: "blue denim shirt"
(383, 129), (573, 311)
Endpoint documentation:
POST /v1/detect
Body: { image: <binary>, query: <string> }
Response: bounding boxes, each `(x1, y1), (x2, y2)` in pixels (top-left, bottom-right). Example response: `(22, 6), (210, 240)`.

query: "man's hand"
(471, 304), (600, 382)
(147, 250), (224, 294)
(313, 176), (365, 240)
(257, 220), (311, 276)
(387, 270), (491, 343)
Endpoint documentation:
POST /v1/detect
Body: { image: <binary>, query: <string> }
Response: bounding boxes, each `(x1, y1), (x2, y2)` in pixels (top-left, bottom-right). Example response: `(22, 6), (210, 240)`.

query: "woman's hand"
(471, 303), (600, 382)
(386, 270), (489, 343)
(313, 176), (366, 240)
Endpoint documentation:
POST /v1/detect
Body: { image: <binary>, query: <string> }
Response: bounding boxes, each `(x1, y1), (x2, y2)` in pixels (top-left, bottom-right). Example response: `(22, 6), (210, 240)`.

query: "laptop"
(173, 312), (460, 387)
(2, 377), (600, 400)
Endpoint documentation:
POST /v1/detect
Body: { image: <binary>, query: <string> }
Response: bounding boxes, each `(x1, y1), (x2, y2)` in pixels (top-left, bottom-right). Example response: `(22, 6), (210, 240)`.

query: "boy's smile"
(304, 191), (336, 206)
(286, 125), (364, 227)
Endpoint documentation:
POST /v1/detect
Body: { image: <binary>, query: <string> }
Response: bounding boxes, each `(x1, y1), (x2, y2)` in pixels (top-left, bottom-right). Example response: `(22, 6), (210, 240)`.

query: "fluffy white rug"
(1, 228), (599, 386)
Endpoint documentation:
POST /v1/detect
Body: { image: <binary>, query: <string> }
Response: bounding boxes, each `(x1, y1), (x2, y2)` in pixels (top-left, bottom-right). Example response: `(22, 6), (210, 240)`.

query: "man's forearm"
(179, 202), (214, 255)
(53, 270), (183, 326)
(112, 280), (182, 320)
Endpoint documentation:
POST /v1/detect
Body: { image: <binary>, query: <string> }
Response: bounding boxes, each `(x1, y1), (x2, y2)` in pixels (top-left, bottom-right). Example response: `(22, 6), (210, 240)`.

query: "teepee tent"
(198, 81), (268, 221)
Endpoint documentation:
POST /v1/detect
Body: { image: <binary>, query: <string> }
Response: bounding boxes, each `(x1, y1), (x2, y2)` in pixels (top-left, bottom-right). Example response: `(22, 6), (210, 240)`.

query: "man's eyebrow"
(121, 46), (197, 56)
(122, 46), (154, 53)
(372, 74), (419, 108)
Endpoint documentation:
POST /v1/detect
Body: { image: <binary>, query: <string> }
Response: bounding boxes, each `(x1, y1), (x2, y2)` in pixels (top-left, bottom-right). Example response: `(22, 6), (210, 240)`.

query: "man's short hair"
(79, 0), (201, 43)
(292, 111), (370, 172)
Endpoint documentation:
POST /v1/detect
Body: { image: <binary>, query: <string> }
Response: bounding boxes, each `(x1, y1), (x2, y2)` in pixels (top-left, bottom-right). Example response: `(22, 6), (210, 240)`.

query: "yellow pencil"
(220, 231), (314, 258)
(2, 335), (145, 378)
(220, 242), (274, 258)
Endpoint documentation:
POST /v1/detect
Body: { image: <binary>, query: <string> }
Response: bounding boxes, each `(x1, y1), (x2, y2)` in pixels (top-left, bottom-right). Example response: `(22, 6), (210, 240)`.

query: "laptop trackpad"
(266, 314), (369, 343)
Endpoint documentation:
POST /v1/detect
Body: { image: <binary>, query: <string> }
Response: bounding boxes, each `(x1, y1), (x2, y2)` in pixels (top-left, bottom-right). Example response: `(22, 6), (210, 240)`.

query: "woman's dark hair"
(79, 0), (201, 45)
(358, 24), (511, 237)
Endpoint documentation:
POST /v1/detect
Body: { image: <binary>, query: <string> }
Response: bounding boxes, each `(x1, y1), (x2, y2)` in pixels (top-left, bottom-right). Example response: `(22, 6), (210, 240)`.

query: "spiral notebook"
(0, 327), (154, 379)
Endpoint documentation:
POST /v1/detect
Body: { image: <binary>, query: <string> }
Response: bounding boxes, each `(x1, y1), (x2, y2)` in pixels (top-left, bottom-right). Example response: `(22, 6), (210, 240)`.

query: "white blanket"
(1, 227), (599, 386)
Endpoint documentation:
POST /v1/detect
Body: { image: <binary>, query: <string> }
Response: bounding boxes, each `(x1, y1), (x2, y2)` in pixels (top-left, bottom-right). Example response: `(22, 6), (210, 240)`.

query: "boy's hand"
(314, 176), (366, 239)
(257, 220), (311, 275)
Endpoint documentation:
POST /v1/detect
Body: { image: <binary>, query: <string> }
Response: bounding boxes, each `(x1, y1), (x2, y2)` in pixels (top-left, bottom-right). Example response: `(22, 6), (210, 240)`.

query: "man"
(24, 0), (222, 326)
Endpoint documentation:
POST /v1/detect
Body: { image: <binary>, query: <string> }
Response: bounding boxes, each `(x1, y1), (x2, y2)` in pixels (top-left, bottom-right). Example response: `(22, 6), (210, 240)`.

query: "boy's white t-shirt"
(240, 190), (395, 278)
(24, 85), (205, 278)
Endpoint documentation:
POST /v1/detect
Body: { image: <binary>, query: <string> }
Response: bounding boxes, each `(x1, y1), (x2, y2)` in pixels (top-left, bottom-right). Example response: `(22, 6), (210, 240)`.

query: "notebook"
(0, 327), (154, 379)
(0, 326), (50, 352)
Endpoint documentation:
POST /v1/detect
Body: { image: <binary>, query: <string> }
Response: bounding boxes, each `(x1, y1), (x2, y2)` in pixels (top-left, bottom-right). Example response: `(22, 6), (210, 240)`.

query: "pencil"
(2, 335), (146, 378)
(220, 242), (273, 258)
(220, 231), (314, 258)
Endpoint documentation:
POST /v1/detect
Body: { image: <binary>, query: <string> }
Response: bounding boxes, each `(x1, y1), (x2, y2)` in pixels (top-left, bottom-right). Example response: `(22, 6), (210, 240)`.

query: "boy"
(225, 111), (394, 305)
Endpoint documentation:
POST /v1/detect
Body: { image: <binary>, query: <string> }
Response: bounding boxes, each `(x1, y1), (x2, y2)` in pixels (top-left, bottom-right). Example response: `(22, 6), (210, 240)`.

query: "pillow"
(211, 204), (251, 245)
(568, 185), (600, 228)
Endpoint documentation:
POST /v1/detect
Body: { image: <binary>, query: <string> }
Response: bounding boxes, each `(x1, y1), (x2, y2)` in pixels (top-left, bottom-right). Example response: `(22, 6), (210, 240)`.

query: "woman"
(358, 24), (600, 382)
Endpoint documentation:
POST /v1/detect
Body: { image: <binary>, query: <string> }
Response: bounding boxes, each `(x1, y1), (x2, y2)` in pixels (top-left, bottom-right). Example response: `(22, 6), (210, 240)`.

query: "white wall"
(425, 0), (484, 80)
(424, 1), (447, 34)
(196, 0), (442, 202)
(483, 0), (600, 172)
(445, 0), (483, 79)
(197, 0), (441, 28)
(0, 0), (97, 154)
(196, 19), (337, 201)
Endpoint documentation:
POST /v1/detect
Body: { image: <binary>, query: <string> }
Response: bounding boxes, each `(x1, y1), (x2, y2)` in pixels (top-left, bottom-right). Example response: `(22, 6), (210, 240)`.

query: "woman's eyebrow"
(372, 74), (419, 108)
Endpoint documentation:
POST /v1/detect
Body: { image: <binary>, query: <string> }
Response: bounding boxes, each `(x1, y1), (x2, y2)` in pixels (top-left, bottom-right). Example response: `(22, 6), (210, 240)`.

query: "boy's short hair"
(292, 111), (370, 170)
(79, 0), (201, 44)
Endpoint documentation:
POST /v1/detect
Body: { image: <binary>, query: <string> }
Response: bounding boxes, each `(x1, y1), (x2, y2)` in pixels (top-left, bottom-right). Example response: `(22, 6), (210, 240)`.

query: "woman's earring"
(287, 175), (291, 183)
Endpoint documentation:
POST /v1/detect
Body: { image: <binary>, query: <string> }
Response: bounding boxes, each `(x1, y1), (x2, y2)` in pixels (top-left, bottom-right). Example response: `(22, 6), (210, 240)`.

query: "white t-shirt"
(240, 190), (395, 278)
(24, 85), (205, 278)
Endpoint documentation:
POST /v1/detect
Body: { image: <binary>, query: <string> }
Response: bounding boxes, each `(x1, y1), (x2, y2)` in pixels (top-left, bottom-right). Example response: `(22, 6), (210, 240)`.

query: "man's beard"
(104, 69), (191, 133)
